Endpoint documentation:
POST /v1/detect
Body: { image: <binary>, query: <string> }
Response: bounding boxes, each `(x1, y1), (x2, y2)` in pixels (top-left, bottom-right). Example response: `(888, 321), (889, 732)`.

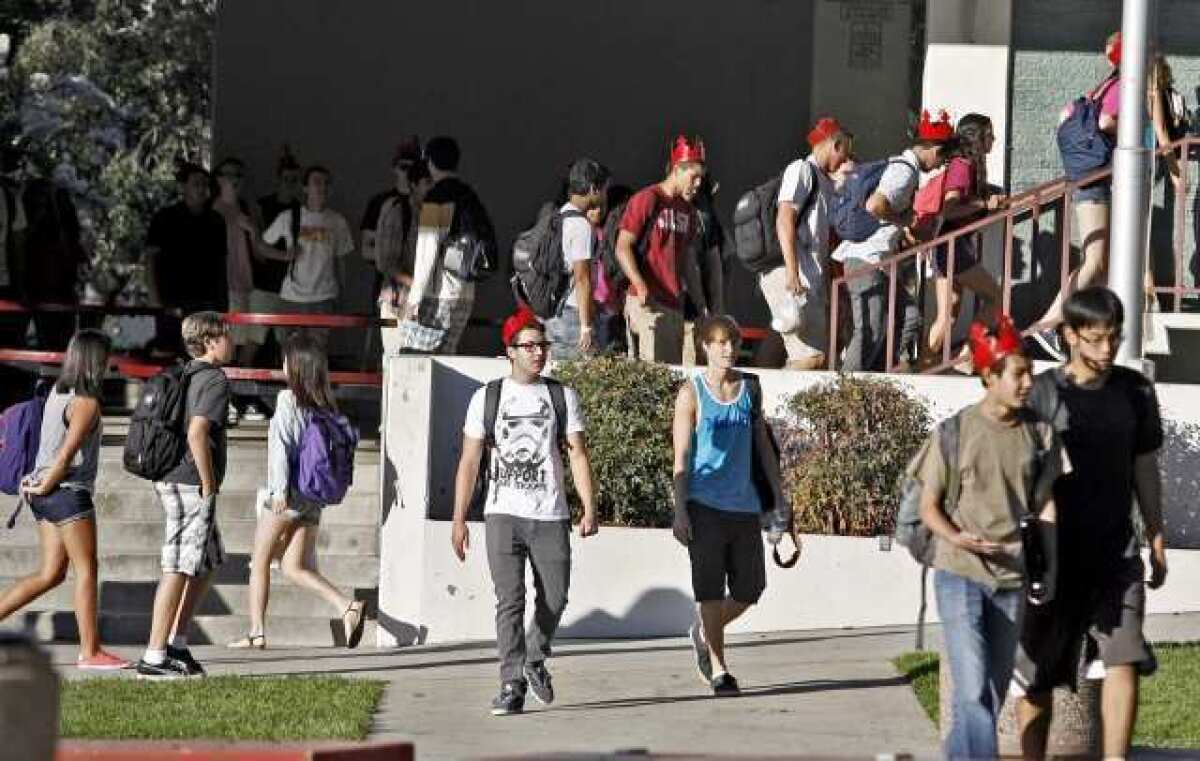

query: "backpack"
(511, 206), (588, 320)
(295, 410), (359, 505)
(597, 194), (661, 293)
(1057, 76), (1118, 181)
(733, 166), (821, 275)
(123, 364), (204, 481)
(1164, 85), (1193, 142)
(744, 373), (800, 568)
(468, 378), (568, 518)
(441, 187), (498, 283)
(895, 412), (964, 566)
(0, 381), (51, 496)
(830, 158), (918, 243)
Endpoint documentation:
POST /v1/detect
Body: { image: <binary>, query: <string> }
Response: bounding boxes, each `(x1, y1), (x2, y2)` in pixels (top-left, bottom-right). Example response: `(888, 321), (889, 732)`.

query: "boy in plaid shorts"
(136, 312), (233, 679)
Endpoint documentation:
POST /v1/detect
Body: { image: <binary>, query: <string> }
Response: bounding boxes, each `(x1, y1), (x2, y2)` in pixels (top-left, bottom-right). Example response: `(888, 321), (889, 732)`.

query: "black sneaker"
(688, 622), (713, 684)
(711, 672), (741, 697)
(167, 645), (206, 677)
(523, 661), (555, 705)
(490, 680), (526, 716)
(135, 656), (191, 680)
(1029, 328), (1066, 362)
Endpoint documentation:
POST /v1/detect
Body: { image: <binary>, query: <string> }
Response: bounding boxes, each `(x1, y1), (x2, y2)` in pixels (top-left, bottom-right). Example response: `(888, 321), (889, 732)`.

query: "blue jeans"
(546, 306), (591, 361)
(934, 570), (1021, 761)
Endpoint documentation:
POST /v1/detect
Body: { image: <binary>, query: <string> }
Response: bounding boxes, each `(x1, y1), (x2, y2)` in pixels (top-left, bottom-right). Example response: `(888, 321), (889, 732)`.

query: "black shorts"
(29, 487), (95, 526)
(1014, 556), (1154, 695)
(687, 501), (766, 604)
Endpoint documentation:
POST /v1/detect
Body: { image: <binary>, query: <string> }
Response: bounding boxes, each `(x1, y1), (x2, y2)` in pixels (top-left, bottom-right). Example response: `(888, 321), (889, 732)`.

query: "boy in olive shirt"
(914, 314), (1068, 760)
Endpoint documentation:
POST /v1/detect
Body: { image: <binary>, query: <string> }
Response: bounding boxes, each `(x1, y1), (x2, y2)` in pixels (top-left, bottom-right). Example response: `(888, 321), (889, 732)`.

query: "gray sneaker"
(689, 622), (713, 684)
(523, 661), (555, 705)
(490, 680), (526, 716)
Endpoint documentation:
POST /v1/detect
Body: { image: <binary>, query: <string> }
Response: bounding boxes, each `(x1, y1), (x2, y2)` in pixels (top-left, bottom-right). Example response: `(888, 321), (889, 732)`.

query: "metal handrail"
(827, 135), (1200, 373)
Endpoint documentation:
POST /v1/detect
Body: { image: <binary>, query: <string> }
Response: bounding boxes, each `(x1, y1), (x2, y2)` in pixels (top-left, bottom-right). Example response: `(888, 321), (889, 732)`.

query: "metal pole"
(1109, 0), (1154, 367)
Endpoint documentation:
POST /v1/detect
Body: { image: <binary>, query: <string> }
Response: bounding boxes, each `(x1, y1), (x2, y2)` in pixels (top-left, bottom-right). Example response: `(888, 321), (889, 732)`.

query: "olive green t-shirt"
(913, 404), (1069, 590)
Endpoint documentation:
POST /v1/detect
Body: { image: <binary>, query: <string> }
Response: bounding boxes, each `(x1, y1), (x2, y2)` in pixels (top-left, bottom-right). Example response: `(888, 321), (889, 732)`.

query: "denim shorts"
(29, 487), (95, 526)
(1075, 180), (1111, 204)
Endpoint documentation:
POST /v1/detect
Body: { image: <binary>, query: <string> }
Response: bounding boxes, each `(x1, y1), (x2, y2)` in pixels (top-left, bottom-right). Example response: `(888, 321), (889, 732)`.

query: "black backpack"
(123, 364), (204, 481)
(743, 373), (800, 568)
(597, 195), (660, 292)
(733, 170), (820, 275)
(511, 206), (587, 319)
(468, 377), (568, 519)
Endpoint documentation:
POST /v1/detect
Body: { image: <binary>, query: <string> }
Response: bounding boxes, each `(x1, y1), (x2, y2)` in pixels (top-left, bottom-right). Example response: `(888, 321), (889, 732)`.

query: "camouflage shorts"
(154, 482), (225, 577)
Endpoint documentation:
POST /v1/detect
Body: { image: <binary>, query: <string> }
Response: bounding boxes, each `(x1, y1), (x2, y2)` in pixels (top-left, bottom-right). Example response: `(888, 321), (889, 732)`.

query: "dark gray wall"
(213, 0), (822, 353)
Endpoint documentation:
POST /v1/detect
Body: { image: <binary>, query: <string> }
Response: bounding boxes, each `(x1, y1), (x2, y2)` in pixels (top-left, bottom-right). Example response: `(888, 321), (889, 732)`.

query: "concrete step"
(2, 519), (380, 556)
(0, 548), (379, 586)
(2, 576), (378, 619)
(14, 609), (379, 647)
(0, 491), (381, 525)
(89, 459), (382, 495)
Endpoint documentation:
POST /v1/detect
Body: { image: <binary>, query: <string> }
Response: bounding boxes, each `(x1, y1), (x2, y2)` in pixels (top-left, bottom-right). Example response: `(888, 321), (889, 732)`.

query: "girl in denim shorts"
(0, 330), (129, 670)
(227, 333), (365, 649)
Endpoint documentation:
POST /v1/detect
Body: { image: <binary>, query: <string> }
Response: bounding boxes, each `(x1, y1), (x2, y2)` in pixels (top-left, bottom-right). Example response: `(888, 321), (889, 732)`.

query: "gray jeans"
(842, 259), (921, 371)
(485, 514), (572, 683)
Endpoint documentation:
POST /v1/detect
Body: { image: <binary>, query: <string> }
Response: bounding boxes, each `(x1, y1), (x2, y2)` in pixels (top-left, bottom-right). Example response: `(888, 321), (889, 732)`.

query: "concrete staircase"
(0, 419), (382, 647)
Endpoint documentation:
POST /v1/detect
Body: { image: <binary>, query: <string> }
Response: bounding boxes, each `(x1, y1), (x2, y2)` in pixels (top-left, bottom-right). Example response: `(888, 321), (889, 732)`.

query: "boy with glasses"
(451, 307), (599, 715)
(1017, 286), (1168, 760)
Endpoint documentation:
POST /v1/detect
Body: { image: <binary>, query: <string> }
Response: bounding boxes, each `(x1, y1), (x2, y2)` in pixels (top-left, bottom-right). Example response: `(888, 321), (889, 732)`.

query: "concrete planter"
(377, 357), (1200, 646)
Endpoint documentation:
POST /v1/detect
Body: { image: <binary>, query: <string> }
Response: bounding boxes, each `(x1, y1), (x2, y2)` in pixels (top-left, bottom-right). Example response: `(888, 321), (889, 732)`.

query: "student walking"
(912, 314), (1066, 759)
(766, 117), (852, 370)
(451, 308), (599, 716)
(672, 315), (782, 696)
(616, 135), (709, 364)
(1017, 286), (1168, 760)
(228, 333), (366, 650)
(0, 330), (129, 670)
(136, 312), (233, 679)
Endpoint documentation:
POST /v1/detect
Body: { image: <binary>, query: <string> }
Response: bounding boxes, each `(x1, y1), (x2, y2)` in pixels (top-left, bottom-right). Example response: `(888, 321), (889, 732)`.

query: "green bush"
(553, 356), (681, 528)
(781, 374), (930, 537)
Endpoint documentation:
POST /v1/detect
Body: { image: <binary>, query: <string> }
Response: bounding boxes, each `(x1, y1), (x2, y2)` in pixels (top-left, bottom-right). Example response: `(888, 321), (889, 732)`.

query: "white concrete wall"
(377, 356), (1200, 645)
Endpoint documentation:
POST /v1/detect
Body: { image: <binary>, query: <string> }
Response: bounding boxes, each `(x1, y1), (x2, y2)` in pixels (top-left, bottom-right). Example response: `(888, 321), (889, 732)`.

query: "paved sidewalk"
(43, 612), (1200, 760)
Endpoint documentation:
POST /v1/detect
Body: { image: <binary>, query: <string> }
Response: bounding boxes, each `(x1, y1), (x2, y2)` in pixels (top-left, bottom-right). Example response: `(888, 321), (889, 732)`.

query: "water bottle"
(770, 290), (808, 334)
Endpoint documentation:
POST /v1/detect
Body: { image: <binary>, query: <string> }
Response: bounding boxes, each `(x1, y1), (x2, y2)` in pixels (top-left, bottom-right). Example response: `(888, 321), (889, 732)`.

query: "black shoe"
(1029, 328), (1066, 362)
(688, 622), (713, 684)
(711, 672), (741, 697)
(523, 661), (555, 705)
(135, 656), (191, 680)
(490, 680), (526, 716)
(166, 645), (206, 677)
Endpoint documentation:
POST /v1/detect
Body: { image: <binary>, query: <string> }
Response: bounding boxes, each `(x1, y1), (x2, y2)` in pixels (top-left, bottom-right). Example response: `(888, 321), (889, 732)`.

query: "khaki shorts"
(247, 289), (287, 346)
(625, 298), (685, 364)
(758, 264), (827, 361)
(228, 290), (253, 345)
(1014, 556), (1154, 694)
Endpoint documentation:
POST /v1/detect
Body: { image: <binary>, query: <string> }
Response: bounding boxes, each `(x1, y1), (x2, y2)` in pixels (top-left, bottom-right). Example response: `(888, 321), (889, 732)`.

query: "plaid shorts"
(155, 482), (225, 577)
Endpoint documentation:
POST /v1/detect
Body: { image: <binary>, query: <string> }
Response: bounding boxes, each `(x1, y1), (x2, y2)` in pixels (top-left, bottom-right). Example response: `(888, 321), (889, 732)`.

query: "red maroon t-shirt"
(619, 185), (697, 310)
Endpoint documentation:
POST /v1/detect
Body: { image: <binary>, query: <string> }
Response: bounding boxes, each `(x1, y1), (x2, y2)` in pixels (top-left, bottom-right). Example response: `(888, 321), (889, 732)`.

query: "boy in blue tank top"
(672, 315), (781, 696)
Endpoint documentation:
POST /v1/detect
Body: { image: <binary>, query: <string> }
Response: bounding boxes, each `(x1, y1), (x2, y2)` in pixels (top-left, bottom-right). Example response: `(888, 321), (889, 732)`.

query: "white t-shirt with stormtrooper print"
(462, 377), (586, 520)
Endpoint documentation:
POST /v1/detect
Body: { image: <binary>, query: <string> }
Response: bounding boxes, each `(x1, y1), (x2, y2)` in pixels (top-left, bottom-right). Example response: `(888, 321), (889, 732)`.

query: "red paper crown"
(969, 313), (1023, 373)
(502, 306), (543, 346)
(670, 135), (707, 166)
(917, 109), (954, 143)
(808, 117), (845, 147)
(1107, 31), (1122, 67)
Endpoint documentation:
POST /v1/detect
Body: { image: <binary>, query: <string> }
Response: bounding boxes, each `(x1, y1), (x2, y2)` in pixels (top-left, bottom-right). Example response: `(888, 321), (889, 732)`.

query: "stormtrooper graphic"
(490, 394), (553, 497)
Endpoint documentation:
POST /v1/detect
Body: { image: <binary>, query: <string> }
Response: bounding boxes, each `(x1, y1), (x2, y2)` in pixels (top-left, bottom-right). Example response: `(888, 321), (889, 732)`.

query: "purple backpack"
(0, 383), (51, 497)
(295, 411), (358, 506)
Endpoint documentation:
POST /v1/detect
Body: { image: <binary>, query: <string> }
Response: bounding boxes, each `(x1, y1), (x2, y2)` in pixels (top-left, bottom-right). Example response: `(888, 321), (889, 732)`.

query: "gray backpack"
(895, 412), (963, 566)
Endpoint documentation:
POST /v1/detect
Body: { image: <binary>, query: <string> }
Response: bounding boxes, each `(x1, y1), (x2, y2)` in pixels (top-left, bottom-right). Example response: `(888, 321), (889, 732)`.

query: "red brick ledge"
(56, 740), (412, 761)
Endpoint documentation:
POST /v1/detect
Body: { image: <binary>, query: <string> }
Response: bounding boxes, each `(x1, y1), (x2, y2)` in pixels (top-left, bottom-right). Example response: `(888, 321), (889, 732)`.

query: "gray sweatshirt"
(266, 389), (321, 507)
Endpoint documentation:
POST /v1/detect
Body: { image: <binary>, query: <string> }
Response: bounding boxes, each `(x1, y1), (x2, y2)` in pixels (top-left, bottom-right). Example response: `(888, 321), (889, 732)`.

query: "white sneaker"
(226, 403), (240, 427)
(242, 403), (267, 422)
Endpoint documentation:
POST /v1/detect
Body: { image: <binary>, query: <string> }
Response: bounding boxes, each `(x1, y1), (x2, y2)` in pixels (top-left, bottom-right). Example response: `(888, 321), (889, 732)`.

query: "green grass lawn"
(61, 676), (387, 741)
(894, 642), (1200, 749)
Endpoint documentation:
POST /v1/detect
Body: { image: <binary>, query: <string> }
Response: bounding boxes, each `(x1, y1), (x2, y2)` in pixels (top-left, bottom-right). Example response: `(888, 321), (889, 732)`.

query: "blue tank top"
(687, 374), (761, 515)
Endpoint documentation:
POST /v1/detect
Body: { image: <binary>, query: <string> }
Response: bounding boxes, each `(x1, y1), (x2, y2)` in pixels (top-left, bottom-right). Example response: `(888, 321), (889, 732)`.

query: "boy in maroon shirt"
(616, 135), (708, 363)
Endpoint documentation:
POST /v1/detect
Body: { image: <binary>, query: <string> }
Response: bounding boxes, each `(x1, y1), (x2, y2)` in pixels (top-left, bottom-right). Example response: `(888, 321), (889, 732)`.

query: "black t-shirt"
(1028, 365), (1163, 576)
(147, 202), (228, 311)
(162, 361), (230, 487)
(424, 177), (496, 253)
(253, 196), (293, 293)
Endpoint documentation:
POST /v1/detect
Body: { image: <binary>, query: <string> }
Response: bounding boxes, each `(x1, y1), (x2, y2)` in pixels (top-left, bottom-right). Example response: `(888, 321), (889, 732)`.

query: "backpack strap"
(939, 410), (965, 519)
(743, 372), (764, 422)
(544, 378), (568, 450)
(481, 379), (503, 450)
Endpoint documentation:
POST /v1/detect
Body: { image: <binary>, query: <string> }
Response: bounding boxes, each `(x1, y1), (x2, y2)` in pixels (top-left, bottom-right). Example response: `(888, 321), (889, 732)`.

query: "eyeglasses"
(1077, 330), (1123, 347)
(512, 341), (551, 353)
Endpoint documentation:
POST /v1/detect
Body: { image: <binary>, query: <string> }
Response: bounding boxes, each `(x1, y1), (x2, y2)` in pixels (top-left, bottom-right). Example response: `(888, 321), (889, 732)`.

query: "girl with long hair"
(925, 113), (1006, 365)
(229, 333), (366, 649)
(0, 330), (129, 669)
